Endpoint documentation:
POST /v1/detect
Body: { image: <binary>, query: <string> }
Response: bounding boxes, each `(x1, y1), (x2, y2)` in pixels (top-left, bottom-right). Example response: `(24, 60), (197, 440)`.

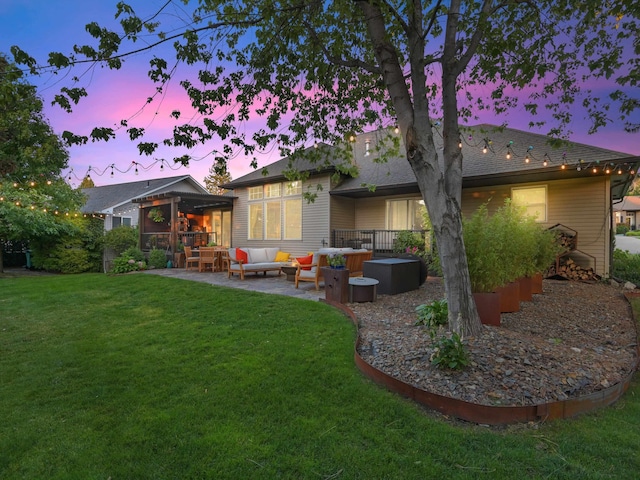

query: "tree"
(204, 160), (232, 195)
(0, 56), (84, 272)
(8, 1), (638, 335)
(78, 175), (95, 189)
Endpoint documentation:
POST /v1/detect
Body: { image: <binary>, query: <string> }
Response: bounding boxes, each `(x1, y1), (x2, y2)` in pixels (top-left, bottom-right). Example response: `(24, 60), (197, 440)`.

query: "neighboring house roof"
(222, 124), (640, 201)
(81, 175), (208, 214)
(613, 196), (640, 212)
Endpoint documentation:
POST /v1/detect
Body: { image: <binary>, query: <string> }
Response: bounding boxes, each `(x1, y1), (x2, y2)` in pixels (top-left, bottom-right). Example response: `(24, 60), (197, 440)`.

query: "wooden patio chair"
(198, 247), (216, 272)
(216, 247), (230, 272)
(184, 246), (199, 271)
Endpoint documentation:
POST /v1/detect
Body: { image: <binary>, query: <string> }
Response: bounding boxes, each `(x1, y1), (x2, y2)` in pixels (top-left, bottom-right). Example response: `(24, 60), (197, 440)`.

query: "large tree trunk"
(357, 0), (483, 337)
(405, 128), (484, 338)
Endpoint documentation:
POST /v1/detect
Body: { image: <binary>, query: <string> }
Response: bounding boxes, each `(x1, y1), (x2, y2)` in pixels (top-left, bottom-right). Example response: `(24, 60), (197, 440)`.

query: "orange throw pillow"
(296, 254), (313, 271)
(236, 248), (248, 264)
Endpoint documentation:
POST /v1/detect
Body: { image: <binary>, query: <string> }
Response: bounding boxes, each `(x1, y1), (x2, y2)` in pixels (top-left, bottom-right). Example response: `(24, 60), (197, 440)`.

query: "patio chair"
(198, 247), (216, 272)
(216, 247), (230, 272)
(184, 246), (199, 271)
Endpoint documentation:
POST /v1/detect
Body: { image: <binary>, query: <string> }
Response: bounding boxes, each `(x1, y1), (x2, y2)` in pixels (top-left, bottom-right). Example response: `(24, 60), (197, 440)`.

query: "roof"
(132, 191), (234, 214)
(221, 143), (342, 188)
(81, 175), (208, 213)
(223, 124), (640, 200)
(613, 195), (640, 212)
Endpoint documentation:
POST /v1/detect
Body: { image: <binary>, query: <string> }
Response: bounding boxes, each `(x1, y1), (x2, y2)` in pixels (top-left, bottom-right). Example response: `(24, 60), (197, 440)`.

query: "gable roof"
(222, 143), (341, 189)
(223, 124), (640, 201)
(81, 175), (208, 214)
(613, 195), (640, 212)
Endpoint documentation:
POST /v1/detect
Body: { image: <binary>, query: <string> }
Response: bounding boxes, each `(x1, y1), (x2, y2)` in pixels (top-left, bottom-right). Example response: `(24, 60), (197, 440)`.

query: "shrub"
(430, 333), (469, 370)
(613, 249), (640, 284)
(617, 223), (630, 235)
(394, 231), (426, 255)
(110, 247), (146, 274)
(415, 299), (448, 329)
(104, 226), (138, 255)
(121, 246), (145, 262)
(148, 248), (168, 269)
(625, 230), (640, 237)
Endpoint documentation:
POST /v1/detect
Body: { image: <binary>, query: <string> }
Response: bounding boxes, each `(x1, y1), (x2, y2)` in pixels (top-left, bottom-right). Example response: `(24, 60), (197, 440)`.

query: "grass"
(1, 273), (639, 479)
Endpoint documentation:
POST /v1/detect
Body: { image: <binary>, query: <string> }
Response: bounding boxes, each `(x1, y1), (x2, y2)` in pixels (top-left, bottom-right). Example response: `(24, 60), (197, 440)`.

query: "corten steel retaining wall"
(322, 297), (640, 425)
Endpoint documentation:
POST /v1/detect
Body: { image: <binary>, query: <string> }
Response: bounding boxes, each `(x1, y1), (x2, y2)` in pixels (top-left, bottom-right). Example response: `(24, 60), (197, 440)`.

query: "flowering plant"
(405, 246), (419, 255)
(327, 253), (346, 268)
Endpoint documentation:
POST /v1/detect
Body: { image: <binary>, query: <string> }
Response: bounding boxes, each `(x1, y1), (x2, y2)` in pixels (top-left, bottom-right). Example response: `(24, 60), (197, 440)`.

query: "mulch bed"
(351, 278), (639, 407)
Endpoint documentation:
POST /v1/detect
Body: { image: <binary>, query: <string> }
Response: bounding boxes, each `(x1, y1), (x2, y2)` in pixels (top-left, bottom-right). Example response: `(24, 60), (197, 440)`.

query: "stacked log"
(557, 232), (577, 252)
(548, 257), (599, 281)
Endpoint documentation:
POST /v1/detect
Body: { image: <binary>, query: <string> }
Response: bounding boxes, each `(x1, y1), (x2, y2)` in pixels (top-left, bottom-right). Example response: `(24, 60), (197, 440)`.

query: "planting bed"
(352, 278), (638, 409)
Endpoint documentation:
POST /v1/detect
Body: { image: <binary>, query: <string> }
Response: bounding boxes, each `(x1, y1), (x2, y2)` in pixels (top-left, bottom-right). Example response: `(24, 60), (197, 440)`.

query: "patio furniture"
(363, 258), (420, 295)
(198, 247), (216, 272)
(349, 277), (379, 302)
(216, 247), (230, 272)
(227, 247), (287, 280)
(295, 249), (373, 290)
(184, 246), (199, 271)
(280, 263), (298, 281)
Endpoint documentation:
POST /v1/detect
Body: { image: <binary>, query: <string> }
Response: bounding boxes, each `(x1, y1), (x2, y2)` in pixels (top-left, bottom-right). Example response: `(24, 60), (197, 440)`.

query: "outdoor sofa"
(227, 247), (290, 280)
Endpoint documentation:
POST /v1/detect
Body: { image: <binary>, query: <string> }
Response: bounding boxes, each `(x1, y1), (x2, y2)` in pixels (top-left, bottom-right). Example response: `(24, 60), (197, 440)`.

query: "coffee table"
(280, 264), (298, 281)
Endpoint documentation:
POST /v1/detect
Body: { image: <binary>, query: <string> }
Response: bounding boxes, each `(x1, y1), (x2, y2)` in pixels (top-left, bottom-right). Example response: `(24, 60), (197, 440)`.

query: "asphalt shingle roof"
(223, 124), (638, 194)
(81, 175), (206, 213)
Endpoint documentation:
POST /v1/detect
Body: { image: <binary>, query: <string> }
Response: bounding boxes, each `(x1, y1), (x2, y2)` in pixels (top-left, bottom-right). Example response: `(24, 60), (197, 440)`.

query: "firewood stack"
(556, 231), (577, 252)
(547, 257), (599, 281)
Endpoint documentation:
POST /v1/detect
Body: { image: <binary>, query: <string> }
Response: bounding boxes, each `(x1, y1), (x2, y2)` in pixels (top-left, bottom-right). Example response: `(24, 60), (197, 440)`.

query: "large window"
(248, 182), (302, 240)
(511, 186), (547, 222)
(248, 203), (263, 240)
(386, 198), (425, 230)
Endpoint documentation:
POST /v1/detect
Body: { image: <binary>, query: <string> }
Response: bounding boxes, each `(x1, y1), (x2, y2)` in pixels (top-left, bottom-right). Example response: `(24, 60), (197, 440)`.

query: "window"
(511, 186), (547, 222)
(247, 182), (302, 240)
(112, 216), (132, 228)
(248, 203), (263, 240)
(248, 186), (263, 200)
(284, 198), (302, 239)
(284, 181), (302, 196)
(265, 201), (281, 240)
(265, 183), (281, 198)
(386, 199), (425, 230)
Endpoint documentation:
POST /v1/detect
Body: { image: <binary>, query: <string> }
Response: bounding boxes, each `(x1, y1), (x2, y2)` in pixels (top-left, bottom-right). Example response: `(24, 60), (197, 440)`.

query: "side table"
(349, 277), (379, 302)
(280, 264), (298, 281)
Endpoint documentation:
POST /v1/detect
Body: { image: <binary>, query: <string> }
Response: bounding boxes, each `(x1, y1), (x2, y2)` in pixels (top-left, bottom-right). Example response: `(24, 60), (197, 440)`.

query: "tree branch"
(301, 18), (381, 74)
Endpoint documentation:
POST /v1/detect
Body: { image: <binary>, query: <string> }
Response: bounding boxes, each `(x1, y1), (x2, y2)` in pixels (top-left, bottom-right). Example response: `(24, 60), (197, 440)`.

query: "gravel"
(351, 278), (638, 407)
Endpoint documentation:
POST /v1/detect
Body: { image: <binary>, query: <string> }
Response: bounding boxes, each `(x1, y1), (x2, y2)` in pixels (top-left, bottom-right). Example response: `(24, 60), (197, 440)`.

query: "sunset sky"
(1, 0), (638, 188)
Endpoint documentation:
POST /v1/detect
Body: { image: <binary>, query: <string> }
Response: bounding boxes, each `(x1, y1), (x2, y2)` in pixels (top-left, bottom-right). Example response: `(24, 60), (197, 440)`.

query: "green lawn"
(1, 273), (639, 479)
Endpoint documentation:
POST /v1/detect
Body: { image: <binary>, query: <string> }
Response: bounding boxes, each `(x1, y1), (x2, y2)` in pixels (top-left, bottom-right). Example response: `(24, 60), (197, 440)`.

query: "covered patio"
(133, 191), (234, 261)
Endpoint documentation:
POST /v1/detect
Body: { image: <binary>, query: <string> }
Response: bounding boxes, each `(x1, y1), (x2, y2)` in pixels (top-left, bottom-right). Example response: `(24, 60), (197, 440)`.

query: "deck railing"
(331, 229), (430, 257)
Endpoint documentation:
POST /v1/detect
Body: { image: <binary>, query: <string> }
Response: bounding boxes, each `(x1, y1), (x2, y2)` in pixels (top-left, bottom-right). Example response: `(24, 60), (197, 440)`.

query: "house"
(613, 196), (640, 230)
(82, 175), (233, 263)
(221, 124), (640, 278)
(81, 175), (209, 230)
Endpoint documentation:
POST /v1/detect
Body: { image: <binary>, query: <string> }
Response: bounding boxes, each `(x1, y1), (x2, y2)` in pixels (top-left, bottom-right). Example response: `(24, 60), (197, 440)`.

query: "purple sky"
(2, 0), (638, 187)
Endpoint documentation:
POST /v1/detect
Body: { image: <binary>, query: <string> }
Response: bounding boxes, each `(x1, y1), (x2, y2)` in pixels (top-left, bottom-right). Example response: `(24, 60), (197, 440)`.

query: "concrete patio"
(144, 267), (325, 302)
